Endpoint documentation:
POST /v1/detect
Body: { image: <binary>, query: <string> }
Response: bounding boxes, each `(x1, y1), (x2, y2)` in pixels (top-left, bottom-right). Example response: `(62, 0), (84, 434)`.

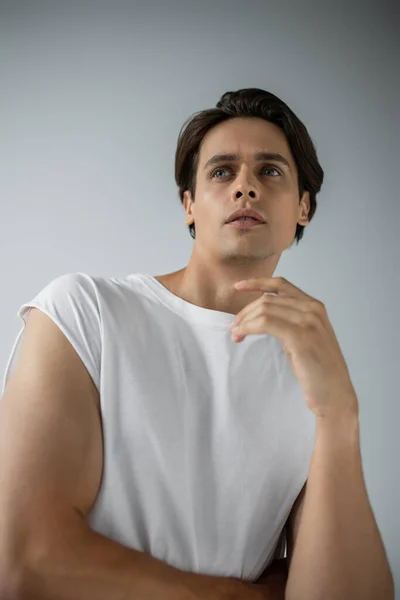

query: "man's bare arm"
(14, 517), (267, 600)
(0, 308), (275, 600)
(285, 415), (394, 600)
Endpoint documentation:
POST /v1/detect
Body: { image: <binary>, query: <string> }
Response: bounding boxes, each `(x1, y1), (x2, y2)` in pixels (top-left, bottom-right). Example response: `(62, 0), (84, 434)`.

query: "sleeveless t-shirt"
(2, 272), (315, 581)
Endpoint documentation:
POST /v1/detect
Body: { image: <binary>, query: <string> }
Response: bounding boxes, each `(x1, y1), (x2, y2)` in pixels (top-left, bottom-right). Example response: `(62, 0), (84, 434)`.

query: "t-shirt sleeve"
(2, 272), (102, 395)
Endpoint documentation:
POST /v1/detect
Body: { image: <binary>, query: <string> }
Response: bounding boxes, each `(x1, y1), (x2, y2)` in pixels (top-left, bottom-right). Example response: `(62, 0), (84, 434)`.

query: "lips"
(226, 208), (265, 223)
(233, 217), (257, 221)
(228, 218), (263, 228)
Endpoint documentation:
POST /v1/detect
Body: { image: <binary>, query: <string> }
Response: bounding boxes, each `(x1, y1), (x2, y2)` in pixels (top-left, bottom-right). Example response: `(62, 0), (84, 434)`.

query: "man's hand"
(217, 559), (288, 600)
(230, 277), (358, 420)
(222, 580), (285, 600)
(255, 558), (288, 584)
(253, 558), (288, 599)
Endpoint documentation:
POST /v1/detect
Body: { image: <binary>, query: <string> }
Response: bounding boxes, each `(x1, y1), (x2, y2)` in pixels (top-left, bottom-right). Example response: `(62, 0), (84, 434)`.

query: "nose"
(232, 184), (258, 201)
(231, 168), (259, 201)
(233, 188), (257, 199)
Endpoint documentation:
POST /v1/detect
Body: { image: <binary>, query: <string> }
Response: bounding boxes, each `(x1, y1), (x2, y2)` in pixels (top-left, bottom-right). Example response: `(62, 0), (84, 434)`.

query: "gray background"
(1, 0), (399, 594)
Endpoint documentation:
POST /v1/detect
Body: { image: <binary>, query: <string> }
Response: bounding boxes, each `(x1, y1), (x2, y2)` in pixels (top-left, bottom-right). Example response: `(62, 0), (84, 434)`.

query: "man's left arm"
(231, 277), (394, 600)
(284, 411), (394, 600)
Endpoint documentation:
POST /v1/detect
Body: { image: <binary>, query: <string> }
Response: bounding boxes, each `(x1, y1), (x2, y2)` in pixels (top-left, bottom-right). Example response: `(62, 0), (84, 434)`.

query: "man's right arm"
(14, 518), (262, 600)
(0, 308), (270, 600)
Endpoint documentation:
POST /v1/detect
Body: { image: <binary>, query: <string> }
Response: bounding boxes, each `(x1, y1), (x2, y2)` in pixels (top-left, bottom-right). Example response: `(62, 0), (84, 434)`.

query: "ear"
(298, 189), (310, 226)
(183, 190), (195, 226)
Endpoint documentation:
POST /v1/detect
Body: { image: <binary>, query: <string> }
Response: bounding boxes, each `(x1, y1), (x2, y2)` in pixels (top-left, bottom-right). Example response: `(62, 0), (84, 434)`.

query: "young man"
(0, 88), (393, 599)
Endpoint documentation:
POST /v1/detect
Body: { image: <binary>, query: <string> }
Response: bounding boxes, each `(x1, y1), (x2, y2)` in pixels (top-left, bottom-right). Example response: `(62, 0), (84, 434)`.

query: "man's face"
(183, 117), (310, 263)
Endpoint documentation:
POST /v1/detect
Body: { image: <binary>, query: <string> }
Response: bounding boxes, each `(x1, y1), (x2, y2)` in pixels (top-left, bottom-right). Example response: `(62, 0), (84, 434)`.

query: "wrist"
(177, 571), (252, 600)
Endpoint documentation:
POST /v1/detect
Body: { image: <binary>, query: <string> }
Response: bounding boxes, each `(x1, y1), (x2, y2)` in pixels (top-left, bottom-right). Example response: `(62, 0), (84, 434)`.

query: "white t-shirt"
(2, 272), (315, 582)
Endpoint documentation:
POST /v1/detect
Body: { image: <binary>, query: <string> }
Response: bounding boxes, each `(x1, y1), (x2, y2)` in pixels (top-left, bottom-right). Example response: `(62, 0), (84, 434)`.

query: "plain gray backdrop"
(1, 0), (399, 595)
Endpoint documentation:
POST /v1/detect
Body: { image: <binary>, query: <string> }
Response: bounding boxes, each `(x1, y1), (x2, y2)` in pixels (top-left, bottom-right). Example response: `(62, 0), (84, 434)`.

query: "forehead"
(199, 117), (293, 165)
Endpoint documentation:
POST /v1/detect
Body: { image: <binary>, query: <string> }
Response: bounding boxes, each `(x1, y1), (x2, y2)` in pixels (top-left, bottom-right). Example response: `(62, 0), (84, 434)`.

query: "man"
(0, 88), (393, 599)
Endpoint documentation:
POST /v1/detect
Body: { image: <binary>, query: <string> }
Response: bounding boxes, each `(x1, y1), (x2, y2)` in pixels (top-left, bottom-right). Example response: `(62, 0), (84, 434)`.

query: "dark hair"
(175, 88), (324, 245)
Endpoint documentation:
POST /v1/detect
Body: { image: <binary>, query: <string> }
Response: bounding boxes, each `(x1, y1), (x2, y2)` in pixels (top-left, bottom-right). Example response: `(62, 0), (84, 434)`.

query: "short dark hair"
(175, 88), (324, 245)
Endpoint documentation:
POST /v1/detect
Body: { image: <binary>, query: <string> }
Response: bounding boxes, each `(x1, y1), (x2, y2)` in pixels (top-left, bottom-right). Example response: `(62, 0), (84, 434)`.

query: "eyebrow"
(204, 152), (291, 171)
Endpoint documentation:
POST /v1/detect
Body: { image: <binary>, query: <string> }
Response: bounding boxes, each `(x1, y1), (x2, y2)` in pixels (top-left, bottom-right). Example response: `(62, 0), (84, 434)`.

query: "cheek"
(199, 188), (225, 214)
(192, 193), (224, 228)
(268, 201), (299, 237)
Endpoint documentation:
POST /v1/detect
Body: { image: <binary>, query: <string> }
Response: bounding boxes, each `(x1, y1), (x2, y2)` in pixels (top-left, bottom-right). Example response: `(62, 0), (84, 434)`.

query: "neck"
(155, 254), (280, 315)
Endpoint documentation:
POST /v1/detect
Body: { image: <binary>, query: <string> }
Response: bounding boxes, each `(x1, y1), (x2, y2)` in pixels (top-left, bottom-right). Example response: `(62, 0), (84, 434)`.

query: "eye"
(211, 165), (281, 179)
(262, 166), (281, 176)
(211, 167), (230, 178)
